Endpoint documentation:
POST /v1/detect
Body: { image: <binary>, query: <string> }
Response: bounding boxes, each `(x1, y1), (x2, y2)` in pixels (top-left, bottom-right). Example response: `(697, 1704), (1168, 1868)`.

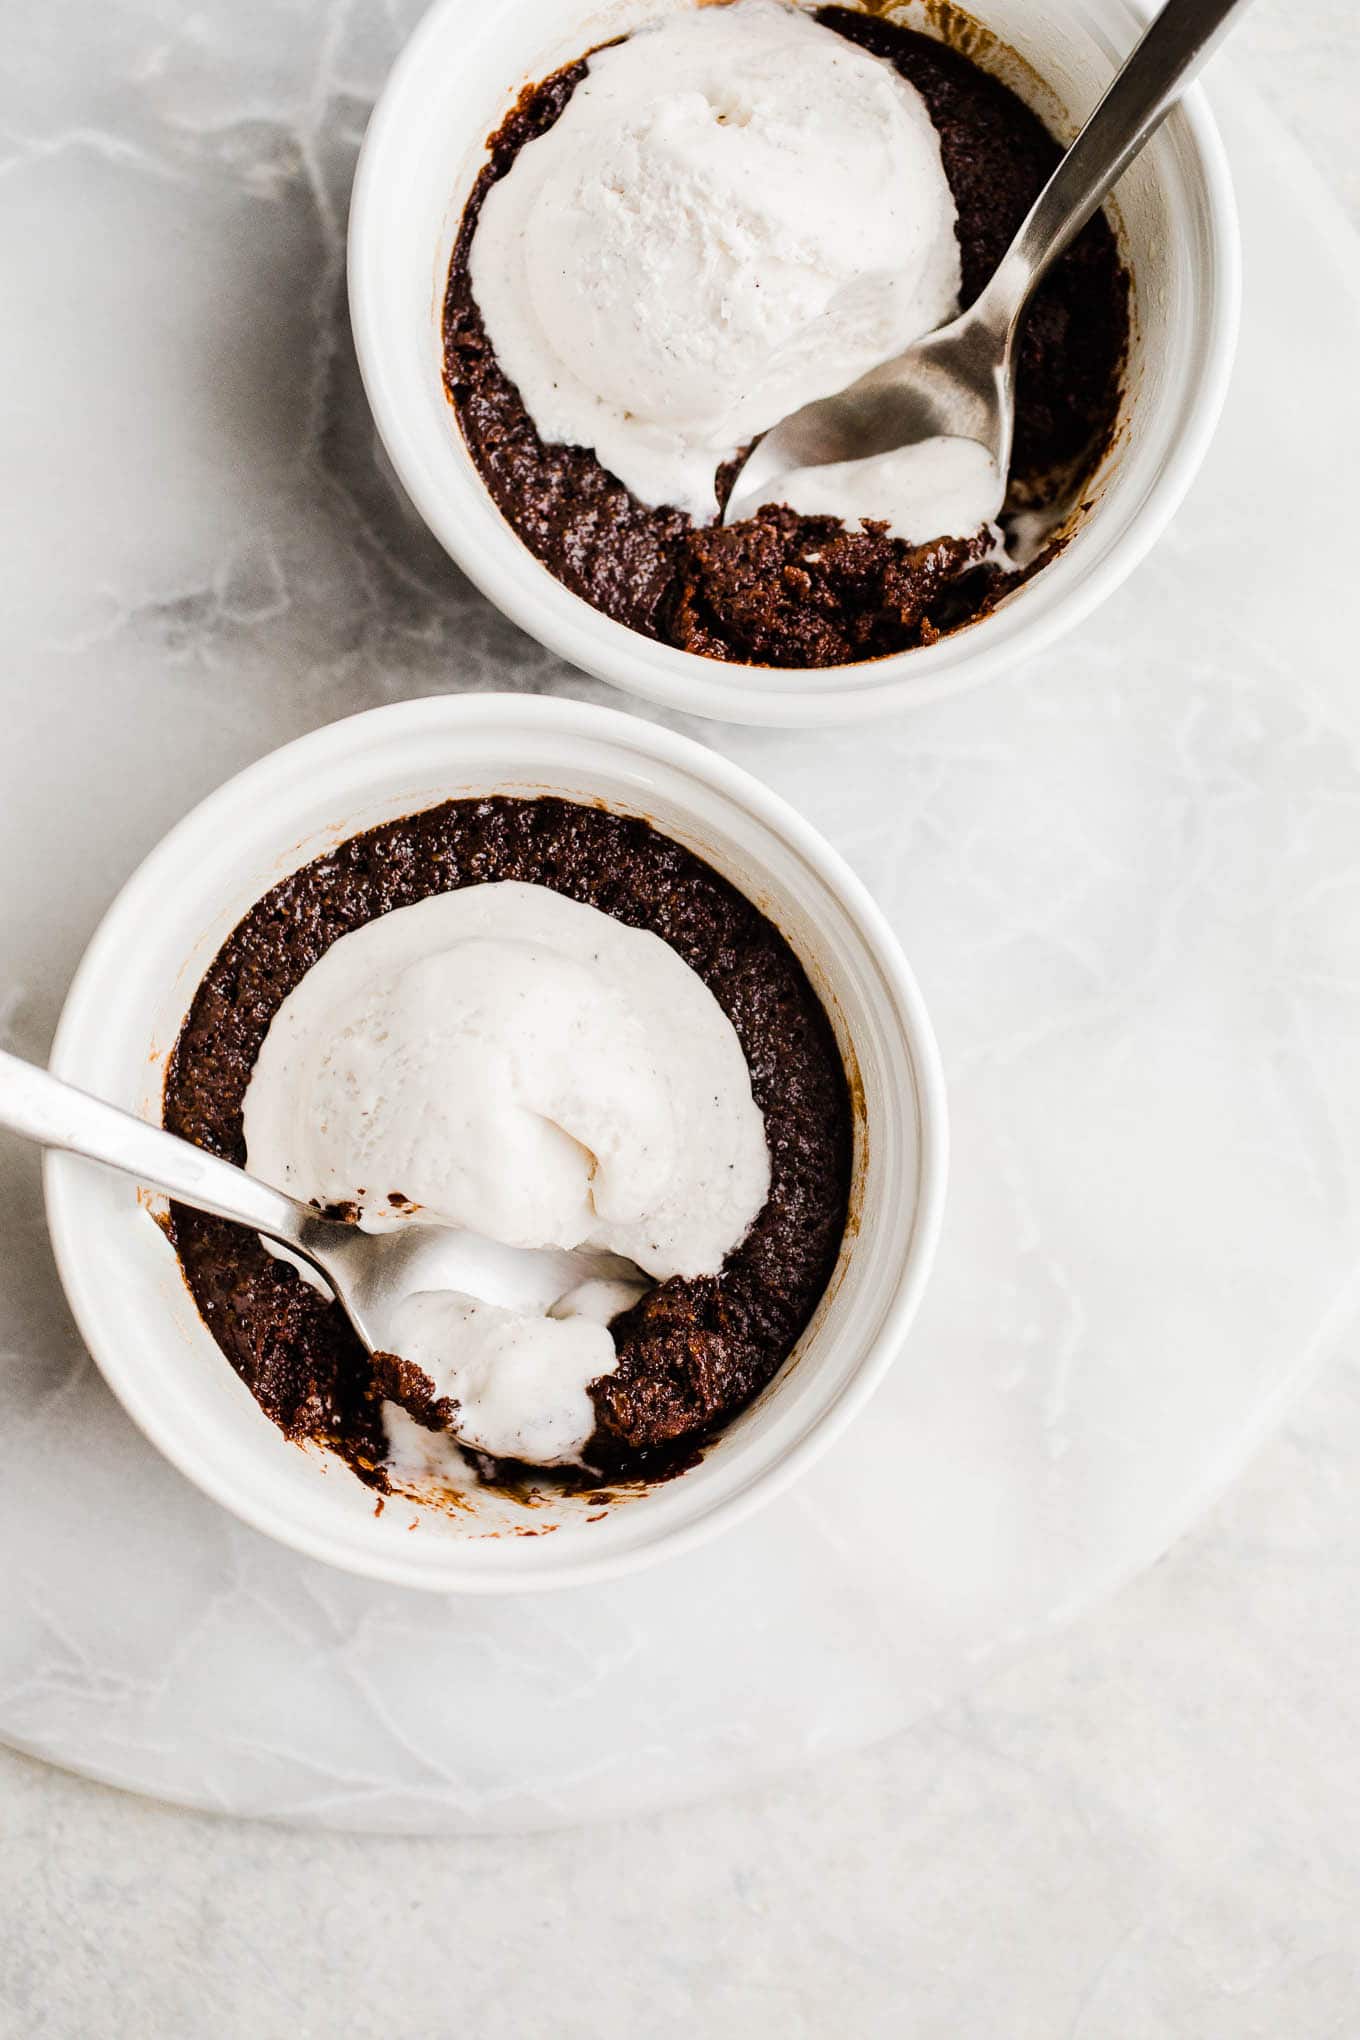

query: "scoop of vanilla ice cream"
(243, 881), (768, 1279)
(470, 0), (963, 523)
(242, 879), (769, 1467)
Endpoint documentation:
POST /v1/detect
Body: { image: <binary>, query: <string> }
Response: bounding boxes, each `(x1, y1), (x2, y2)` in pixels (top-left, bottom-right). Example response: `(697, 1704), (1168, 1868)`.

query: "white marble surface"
(4, 39), (1360, 1829)
(1, 0), (1359, 2027)
(5, 1360), (1360, 2035)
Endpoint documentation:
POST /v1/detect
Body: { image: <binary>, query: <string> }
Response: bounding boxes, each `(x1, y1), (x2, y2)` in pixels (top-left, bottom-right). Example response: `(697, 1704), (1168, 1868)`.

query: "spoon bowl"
(723, 307), (1012, 526)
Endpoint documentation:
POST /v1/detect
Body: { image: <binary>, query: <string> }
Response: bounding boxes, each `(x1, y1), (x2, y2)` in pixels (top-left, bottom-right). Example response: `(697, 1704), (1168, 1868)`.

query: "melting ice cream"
(242, 881), (769, 1465)
(469, 0), (1004, 544)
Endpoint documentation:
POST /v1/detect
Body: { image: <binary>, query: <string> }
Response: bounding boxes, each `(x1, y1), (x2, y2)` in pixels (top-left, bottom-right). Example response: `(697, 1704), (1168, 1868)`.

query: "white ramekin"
(348, 0), (1239, 728)
(44, 696), (947, 1593)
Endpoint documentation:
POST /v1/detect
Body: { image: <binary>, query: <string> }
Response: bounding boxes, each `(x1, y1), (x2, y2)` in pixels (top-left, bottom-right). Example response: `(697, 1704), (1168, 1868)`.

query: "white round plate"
(0, 26), (1357, 1831)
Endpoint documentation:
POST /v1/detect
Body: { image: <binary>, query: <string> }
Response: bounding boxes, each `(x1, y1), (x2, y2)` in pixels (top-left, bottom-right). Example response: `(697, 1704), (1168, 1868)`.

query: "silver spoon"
(723, 0), (1251, 527)
(0, 1046), (416, 1356)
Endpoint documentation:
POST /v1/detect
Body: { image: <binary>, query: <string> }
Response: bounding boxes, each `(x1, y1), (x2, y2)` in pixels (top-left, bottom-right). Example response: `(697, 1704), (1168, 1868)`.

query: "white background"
(1, 1), (1358, 2033)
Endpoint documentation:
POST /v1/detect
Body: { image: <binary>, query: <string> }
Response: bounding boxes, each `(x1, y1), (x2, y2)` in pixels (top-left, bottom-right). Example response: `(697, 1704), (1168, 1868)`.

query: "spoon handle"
(0, 1047), (312, 1249)
(982, 0), (1251, 330)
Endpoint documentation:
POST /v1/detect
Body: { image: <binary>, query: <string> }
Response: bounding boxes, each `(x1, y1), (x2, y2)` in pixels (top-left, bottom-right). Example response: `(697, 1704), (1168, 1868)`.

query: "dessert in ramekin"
(46, 696), (947, 1591)
(349, 0), (1238, 724)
